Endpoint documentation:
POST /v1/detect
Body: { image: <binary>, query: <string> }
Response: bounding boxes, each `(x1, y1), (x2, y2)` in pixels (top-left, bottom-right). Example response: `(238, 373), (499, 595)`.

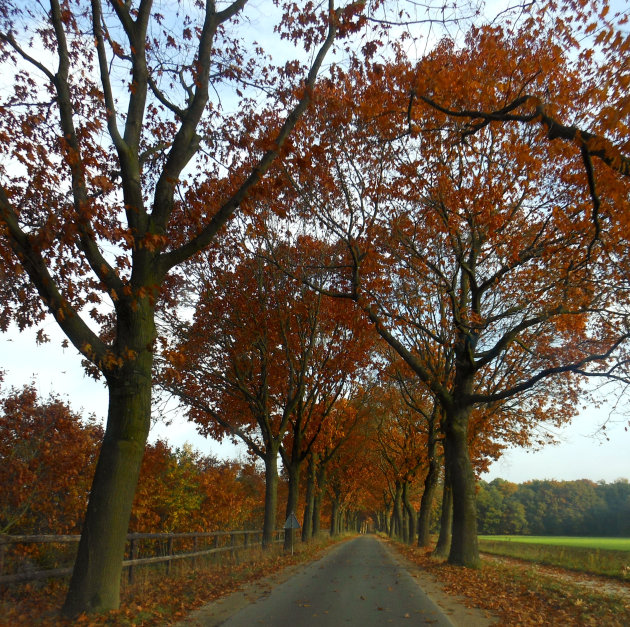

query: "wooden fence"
(0, 529), (285, 586)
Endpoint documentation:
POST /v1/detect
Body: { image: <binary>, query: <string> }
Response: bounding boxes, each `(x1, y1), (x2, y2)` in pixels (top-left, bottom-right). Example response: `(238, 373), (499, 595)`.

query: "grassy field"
(478, 535), (630, 551)
(478, 535), (630, 580)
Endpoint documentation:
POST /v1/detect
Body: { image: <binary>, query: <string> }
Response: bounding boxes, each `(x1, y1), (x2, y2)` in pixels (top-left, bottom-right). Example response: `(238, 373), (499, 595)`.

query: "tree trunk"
(262, 449), (279, 548)
(62, 370), (151, 615)
(63, 305), (155, 617)
(402, 481), (416, 545)
(434, 464), (453, 558)
(390, 481), (403, 539)
(284, 459), (300, 550)
(417, 444), (439, 547)
(444, 404), (479, 567)
(330, 498), (339, 536)
(302, 454), (316, 542)
(313, 465), (326, 537)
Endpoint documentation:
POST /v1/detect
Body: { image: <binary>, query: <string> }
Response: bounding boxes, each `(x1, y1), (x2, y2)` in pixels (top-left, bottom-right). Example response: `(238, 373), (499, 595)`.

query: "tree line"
(0, 382), (371, 541)
(476, 478), (630, 538)
(0, 384), (263, 536)
(1, 0), (629, 617)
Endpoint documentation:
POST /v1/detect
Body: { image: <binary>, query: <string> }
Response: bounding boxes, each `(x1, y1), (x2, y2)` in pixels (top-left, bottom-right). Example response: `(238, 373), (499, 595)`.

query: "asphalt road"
(219, 535), (455, 626)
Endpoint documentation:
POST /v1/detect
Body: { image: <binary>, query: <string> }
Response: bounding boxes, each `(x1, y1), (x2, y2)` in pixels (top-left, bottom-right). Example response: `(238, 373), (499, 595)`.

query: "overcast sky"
(2, 323), (628, 485)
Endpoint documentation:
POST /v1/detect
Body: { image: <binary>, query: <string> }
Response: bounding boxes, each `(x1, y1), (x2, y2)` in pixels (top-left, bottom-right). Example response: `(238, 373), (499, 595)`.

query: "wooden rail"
(0, 529), (285, 586)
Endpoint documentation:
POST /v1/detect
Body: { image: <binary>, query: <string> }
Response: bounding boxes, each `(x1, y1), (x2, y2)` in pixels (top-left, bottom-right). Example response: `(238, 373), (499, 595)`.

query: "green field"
(477, 536), (630, 580)
(478, 535), (630, 551)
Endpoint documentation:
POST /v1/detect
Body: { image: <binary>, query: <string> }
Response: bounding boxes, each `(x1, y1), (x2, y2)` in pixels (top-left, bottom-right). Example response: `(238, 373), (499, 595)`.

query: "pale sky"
(1, 323), (628, 485)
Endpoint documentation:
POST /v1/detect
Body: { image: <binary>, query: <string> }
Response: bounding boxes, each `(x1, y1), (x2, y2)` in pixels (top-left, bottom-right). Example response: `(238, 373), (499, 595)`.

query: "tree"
(0, 384), (102, 535)
(384, 356), (445, 546)
(130, 441), (263, 533)
(272, 17), (630, 567)
(162, 238), (373, 547)
(0, 0), (381, 614)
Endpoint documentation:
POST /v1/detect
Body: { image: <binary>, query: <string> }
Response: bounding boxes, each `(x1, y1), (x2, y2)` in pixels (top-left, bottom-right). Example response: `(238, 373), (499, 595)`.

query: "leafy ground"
(392, 540), (630, 626)
(0, 536), (348, 626)
(478, 536), (630, 551)
(5, 534), (629, 625)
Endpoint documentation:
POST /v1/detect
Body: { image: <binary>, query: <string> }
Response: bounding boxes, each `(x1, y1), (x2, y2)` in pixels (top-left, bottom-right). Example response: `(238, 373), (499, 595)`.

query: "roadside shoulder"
(381, 537), (499, 627)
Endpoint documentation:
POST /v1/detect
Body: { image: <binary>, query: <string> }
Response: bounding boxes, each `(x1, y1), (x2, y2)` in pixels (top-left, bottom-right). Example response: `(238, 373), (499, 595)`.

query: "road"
(217, 535), (455, 626)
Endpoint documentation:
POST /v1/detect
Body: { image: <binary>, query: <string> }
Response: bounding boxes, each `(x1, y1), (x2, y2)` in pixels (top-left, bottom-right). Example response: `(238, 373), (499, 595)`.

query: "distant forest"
(476, 478), (630, 537)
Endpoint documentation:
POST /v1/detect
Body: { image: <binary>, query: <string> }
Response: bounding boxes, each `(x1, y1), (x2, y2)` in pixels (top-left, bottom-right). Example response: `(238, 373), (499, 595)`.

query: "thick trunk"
(434, 464), (453, 558)
(63, 375), (150, 615)
(63, 305), (154, 617)
(417, 445), (439, 547)
(444, 405), (479, 567)
(402, 482), (416, 545)
(262, 449), (279, 548)
(301, 454), (316, 542)
(284, 460), (300, 550)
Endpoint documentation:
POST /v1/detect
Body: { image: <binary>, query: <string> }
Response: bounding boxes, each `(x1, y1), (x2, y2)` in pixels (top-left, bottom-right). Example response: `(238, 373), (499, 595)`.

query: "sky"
(0, 1), (628, 486)
(1, 322), (628, 485)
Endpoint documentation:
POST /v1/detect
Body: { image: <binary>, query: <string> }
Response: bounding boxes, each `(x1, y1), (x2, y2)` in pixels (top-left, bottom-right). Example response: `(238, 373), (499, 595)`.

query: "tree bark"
(443, 404), (479, 567)
(417, 439), (440, 547)
(434, 463), (453, 558)
(313, 464), (327, 537)
(330, 497), (339, 536)
(402, 481), (416, 545)
(262, 449), (279, 548)
(302, 454), (316, 542)
(390, 481), (403, 539)
(62, 302), (155, 616)
(284, 458), (300, 550)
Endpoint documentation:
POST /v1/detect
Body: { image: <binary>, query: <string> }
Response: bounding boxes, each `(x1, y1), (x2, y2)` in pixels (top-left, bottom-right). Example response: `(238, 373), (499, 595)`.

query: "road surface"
(216, 535), (455, 626)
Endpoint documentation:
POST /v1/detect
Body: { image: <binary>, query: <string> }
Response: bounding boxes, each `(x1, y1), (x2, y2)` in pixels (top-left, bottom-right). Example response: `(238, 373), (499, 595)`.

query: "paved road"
(220, 535), (454, 626)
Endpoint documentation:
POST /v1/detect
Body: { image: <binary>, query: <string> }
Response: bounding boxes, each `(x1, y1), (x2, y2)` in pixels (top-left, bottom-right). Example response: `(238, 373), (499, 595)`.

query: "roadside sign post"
(283, 513), (301, 555)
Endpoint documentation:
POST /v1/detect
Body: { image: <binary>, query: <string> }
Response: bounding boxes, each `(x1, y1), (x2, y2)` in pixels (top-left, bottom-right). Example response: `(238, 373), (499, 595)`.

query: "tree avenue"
(160, 237), (375, 548)
(1, 0), (629, 617)
(265, 6), (630, 566)
(0, 0), (394, 616)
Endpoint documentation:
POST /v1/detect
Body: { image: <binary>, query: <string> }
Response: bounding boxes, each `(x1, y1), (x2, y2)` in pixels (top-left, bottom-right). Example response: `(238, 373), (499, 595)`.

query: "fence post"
(230, 533), (236, 560)
(193, 536), (198, 569)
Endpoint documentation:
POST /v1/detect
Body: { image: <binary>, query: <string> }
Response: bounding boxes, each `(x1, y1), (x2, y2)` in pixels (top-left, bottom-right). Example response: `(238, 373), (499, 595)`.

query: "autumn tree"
(270, 14), (630, 568)
(130, 441), (263, 533)
(0, 384), (102, 535)
(160, 236), (373, 547)
(385, 363), (444, 546)
(369, 381), (427, 543)
(299, 382), (378, 539)
(0, 0), (392, 615)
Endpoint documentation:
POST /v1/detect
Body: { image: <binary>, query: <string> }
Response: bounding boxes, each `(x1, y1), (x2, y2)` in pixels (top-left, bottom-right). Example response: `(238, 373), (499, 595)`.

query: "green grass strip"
(478, 536), (630, 580)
